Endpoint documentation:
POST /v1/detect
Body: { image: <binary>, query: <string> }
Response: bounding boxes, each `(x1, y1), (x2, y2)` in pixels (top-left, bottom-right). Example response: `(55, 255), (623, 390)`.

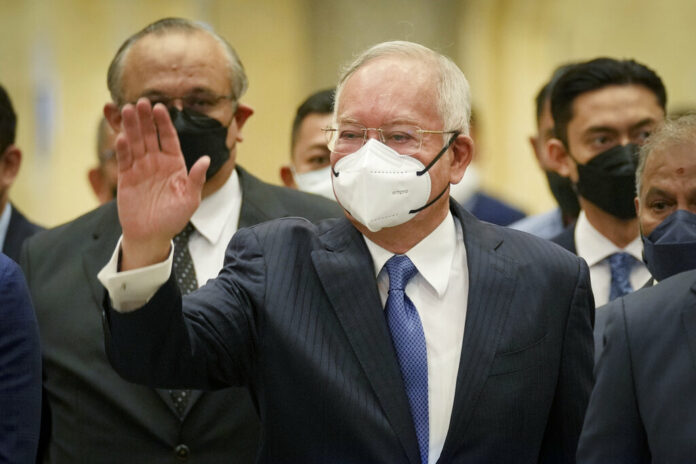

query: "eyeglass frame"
(124, 92), (239, 116)
(322, 123), (459, 155)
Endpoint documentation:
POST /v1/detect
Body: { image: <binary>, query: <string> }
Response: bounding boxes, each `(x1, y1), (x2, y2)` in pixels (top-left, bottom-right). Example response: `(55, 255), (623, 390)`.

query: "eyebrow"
(643, 186), (674, 199)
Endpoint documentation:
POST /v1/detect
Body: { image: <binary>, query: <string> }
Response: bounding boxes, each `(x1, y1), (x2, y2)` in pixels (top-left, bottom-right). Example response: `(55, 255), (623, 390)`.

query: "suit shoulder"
(23, 202), (117, 255)
(260, 183), (342, 220)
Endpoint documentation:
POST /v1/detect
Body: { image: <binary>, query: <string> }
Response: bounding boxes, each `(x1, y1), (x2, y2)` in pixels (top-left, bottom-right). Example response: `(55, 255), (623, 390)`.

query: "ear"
(0, 145), (22, 189)
(104, 103), (122, 133)
(449, 134), (474, 184)
(546, 138), (574, 178)
(233, 103), (254, 142)
(88, 167), (108, 204)
(280, 165), (296, 188)
(634, 195), (641, 217)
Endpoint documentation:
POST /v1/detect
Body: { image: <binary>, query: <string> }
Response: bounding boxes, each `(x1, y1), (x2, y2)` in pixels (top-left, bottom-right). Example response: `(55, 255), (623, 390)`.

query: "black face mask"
(574, 143), (639, 219)
(169, 107), (230, 180)
(545, 170), (580, 221)
(642, 209), (696, 282)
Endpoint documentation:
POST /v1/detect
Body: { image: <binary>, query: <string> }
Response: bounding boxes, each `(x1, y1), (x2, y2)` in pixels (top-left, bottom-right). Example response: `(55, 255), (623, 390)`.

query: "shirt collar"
(190, 169), (241, 244)
(0, 202), (11, 251)
(575, 210), (644, 266)
(363, 211), (457, 297)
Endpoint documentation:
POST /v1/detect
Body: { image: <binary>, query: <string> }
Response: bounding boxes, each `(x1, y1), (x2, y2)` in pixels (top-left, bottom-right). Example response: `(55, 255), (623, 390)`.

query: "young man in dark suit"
(102, 40), (594, 463)
(0, 85), (43, 263)
(21, 18), (340, 464)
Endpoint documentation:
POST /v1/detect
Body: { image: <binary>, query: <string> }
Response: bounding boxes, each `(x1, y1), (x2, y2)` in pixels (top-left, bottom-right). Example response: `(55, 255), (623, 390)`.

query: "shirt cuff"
(97, 235), (174, 312)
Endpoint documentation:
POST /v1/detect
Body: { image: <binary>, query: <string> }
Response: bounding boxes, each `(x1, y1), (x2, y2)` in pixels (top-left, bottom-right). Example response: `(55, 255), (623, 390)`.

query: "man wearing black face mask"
(547, 57), (666, 307)
(19, 18), (340, 464)
(578, 114), (696, 463)
(511, 64), (580, 238)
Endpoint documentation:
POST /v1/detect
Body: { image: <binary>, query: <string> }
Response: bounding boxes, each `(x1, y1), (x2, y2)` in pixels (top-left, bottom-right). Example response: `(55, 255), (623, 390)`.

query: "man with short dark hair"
(578, 114), (696, 462)
(0, 84), (43, 262)
(548, 57), (666, 306)
(21, 17), (340, 463)
(511, 64), (580, 238)
(102, 40), (593, 463)
(279, 88), (335, 199)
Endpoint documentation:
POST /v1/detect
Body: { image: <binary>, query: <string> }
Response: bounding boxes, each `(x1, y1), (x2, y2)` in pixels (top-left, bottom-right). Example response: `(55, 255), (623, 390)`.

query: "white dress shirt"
(575, 211), (651, 306)
(364, 211), (468, 464)
(99, 169), (242, 310)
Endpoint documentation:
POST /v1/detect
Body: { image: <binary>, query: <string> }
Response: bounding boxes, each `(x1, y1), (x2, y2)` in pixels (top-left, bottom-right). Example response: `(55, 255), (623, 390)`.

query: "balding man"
(20, 18), (339, 464)
(101, 40), (593, 463)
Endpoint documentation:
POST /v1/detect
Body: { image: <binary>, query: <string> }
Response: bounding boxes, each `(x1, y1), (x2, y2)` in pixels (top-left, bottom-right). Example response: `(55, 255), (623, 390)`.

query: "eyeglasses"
(141, 93), (236, 115)
(323, 123), (458, 155)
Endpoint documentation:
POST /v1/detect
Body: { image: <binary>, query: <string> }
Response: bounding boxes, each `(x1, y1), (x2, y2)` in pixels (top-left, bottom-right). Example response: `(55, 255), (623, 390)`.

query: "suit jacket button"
(174, 444), (190, 460)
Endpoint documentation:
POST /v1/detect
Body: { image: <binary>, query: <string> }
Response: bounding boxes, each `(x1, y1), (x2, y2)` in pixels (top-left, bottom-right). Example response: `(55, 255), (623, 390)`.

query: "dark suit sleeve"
(540, 258), (594, 463)
(576, 301), (650, 464)
(0, 255), (42, 464)
(105, 226), (265, 390)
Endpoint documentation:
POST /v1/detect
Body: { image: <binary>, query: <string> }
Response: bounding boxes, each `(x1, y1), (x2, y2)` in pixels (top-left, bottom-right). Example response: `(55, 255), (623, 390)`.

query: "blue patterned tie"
(384, 255), (428, 464)
(608, 252), (636, 301)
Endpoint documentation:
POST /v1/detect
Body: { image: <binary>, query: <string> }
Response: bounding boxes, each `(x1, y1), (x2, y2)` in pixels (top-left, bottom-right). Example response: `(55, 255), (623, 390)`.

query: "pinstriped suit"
(106, 200), (594, 463)
(21, 167), (341, 463)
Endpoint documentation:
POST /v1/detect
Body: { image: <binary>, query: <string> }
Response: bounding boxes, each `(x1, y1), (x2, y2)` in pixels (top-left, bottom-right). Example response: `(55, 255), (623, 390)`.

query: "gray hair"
(106, 18), (248, 105)
(334, 41), (471, 136)
(636, 113), (696, 195)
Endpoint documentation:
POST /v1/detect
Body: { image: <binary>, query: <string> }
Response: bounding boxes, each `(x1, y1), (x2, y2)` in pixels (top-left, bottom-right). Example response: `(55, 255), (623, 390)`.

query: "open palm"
(115, 99), (209, 270)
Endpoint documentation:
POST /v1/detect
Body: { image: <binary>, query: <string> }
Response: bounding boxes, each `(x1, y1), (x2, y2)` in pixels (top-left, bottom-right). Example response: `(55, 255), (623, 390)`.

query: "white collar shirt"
(0, 202), (11, 252)
(363, 211), (468, 464)
(575, 211), (650, 306)
(186, 168), (242, 286)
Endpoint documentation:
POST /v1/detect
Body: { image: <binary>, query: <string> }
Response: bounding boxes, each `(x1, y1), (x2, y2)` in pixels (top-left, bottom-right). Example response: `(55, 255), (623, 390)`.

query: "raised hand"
(115, 98), (210, 271)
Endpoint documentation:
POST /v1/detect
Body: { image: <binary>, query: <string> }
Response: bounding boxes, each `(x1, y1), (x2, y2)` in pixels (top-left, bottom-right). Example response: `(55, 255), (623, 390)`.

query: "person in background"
(102, 40), (593, 463)
(449, 109), (526, 226)
(279, 88), (335, 200)
(510, 64), (580, 238)
(0, 252), (42, 464)
(0, 84), (43, 262)
(578, 115), (696, 463)
(87, 116), (118, 204)
(548, 57), (666, 307)
(21, 17), (340, 464)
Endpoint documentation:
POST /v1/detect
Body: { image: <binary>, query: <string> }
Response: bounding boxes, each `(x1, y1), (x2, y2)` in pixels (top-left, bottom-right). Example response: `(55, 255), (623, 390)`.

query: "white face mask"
(292, 166), (335, 201)
(332, 138), (453, 232)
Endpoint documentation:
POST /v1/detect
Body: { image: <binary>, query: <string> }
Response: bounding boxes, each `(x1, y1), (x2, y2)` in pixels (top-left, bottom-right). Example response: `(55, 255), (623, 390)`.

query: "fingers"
(189, 155), (211, 193)
(121, 100), (146, 161)
(137, 99), (161, 155)
(152, 104), (181, 155)
(114, 132), (132, 173)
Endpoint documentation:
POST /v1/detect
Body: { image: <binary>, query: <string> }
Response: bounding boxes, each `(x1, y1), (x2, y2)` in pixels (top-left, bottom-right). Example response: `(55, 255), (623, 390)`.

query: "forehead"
(641, 141), (696, 194)
(569, 84), (664, 133)
(336, 56), (440, 127)
(120, 31), (231, 101)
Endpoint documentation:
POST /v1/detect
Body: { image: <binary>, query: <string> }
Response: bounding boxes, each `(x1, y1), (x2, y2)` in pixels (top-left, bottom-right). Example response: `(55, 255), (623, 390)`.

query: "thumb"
(189, 155), (211, 192)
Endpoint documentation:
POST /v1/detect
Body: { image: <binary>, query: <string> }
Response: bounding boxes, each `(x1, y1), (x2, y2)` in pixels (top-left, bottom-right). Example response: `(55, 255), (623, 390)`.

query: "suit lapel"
(440, 202), (519, 459)
(681, 283), (696, 373)
(311, 218), (421, 464)
(237, 167), (284, 228)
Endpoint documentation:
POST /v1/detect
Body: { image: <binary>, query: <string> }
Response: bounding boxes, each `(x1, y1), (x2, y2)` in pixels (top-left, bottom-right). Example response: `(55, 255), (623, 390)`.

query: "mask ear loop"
(410, 132), (460, 214)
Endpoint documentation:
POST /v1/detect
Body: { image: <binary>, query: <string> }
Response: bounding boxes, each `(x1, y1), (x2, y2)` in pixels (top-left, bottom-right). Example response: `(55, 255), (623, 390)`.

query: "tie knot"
(608, 252), (635, 273)
(174, 222), (196, 245)
(384, 255), (418, 291)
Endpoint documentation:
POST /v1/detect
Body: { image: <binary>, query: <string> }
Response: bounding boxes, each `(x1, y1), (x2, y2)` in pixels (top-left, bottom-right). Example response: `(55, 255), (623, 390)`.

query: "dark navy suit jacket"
(0, 252), (41, 463)
(578, 269), (696, 463)
(105, 200), (594, 463)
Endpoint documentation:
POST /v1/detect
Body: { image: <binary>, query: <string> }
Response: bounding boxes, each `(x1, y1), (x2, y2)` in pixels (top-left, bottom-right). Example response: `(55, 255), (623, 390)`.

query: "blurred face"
(563, 84), (664, 181)
(530, 100), (555, 170)
(333, 56), (470, 232)
(637, 142), (696, 236)
(292, 113), (333, 174)
(112, 31), (252, 188)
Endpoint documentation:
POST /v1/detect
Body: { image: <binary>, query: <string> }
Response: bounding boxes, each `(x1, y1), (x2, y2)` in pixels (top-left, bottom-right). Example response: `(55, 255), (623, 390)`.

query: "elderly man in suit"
(0, 252), (41, 463)
(578, 116), (696, 463)
(20, 18), (340, 464)
(101, 40), (594, 463)
(0, 85), (43, 262)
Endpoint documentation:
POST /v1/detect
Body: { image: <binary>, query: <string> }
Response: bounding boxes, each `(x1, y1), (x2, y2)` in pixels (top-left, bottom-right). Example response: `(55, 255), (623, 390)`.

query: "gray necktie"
(169, 222), (198, 417)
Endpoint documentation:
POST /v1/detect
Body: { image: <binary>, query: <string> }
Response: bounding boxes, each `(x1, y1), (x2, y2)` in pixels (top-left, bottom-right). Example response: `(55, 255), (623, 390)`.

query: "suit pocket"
(489, 332), (548, 376)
